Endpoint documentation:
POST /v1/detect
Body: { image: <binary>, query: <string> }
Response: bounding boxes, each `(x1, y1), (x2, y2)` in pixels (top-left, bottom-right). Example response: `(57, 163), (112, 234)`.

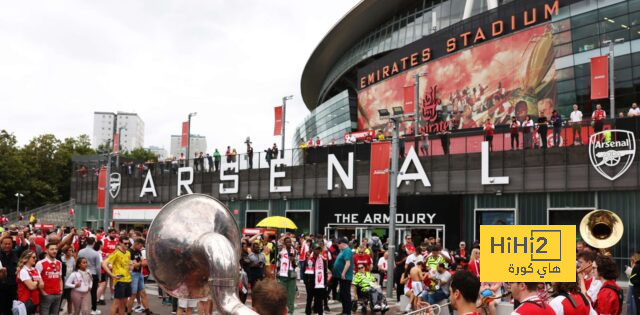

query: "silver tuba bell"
(146, 194), (257, 315)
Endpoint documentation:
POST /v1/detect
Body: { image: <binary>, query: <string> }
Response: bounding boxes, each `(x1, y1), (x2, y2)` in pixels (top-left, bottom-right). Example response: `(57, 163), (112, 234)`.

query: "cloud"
(0, 0), (358, 156)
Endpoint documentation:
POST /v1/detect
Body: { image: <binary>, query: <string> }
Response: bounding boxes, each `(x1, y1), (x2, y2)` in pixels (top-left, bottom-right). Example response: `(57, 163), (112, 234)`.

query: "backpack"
(602, 284), (623, 315)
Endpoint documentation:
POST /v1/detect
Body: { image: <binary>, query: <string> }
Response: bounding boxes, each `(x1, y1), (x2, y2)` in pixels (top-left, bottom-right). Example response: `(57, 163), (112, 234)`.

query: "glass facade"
(318, 0), (501, 104)
(552, 0), (640, 117)
(293, 89), (356, 147)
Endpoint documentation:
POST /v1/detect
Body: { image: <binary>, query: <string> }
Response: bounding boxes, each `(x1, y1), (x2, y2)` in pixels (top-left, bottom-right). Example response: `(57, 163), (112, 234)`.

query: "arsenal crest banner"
(590, 56), (609, 100)
(369, 142), (391, 204)
(274, 106), (283, 136)
(97, 166), (107, 209)
(181, 121), (189, 148)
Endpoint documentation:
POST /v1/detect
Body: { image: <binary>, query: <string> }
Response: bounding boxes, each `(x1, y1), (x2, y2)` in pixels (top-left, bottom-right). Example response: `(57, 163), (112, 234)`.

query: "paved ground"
(80, 280), (400, 315)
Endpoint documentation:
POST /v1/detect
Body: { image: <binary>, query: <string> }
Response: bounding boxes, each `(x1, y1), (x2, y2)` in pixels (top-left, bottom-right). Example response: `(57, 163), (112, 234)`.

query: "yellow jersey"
(106, 249), (131, 283)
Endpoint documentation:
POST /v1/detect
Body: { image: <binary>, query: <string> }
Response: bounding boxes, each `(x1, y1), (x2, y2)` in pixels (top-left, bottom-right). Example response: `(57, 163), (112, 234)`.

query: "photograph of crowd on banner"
(357, 24), (557, 138)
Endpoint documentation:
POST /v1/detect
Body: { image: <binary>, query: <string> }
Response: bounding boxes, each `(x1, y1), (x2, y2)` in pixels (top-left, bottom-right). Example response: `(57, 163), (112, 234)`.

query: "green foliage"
(0, 130), (96, 214)
(121, 147), (158, 162)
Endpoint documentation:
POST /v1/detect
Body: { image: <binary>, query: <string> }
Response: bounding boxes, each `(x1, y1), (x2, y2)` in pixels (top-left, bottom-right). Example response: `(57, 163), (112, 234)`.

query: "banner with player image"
(357, 24), (556, 136)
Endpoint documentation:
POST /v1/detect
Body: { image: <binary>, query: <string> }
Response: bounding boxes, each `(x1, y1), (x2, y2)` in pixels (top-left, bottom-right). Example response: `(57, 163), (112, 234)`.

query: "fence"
(5, 199), (76, 227)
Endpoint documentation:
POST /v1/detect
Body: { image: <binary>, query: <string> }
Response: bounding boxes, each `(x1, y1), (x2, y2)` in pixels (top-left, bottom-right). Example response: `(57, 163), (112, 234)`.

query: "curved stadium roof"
(300, 0), (416, 111)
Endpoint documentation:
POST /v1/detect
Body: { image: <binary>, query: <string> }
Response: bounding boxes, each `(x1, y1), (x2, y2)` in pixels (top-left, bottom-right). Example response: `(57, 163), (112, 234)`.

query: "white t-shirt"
(377, 257), (387, 271)
(570, 110), (583, 123)
(433, 271), (451, 295)
(586, 278), (603, 302)
(405, 253), (423, 266)
(19, 266), (41, 282)
(628, 107), (640, 116)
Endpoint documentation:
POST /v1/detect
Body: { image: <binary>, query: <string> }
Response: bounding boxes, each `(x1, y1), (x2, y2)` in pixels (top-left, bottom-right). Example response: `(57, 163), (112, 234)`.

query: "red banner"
(181, 121), (189, 148)
(591, 56), (609, 100)
(403, 85), (415, 114)
(274, 106), (283, 136)
(97, 166), (107, 209)
(369, 142), (391, 204)
(112, 133), (119, 154)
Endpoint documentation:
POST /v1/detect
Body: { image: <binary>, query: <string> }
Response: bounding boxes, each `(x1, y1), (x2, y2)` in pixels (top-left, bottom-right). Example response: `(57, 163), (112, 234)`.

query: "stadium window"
(571, 10), (598, 29)
(598, 2), (629, 21)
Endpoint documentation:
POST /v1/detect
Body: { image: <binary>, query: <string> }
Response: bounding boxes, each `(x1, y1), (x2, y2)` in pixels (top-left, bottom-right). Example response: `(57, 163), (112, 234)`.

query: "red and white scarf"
(314, 256), (325, 289)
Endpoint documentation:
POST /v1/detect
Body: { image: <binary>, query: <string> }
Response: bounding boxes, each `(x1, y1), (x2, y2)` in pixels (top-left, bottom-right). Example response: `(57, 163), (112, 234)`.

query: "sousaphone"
(579, 209), (623, 255)
(146, 194), (257, 315)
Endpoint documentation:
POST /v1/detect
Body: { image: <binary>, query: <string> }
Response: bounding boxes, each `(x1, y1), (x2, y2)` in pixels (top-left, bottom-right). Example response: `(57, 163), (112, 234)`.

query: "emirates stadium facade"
(296, 0), (640, 144)
(68, 0), (640, 275)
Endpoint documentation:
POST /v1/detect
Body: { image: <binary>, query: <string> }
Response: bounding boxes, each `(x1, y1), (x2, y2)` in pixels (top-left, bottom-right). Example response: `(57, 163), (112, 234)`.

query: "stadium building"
(70, 0), (640, 272)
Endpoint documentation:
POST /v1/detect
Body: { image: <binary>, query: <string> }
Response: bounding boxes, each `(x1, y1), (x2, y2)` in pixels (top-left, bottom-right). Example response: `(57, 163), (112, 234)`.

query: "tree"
(0, 130), (27, 213)
(56, 135), (96, 202)
(20, 134), (63, 208)
(121, 147), (158, 162)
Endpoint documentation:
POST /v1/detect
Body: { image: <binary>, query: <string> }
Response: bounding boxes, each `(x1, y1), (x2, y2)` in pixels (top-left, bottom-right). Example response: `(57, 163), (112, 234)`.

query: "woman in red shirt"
(468, 248), (480, 278)
(16, 250), (44, 314)
(593, 255), (621, 315)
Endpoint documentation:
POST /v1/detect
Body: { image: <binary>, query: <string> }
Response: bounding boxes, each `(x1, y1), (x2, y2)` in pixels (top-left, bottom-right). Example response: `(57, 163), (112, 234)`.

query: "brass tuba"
(579, 209), (624, 255)
(146, 194), (258, 315)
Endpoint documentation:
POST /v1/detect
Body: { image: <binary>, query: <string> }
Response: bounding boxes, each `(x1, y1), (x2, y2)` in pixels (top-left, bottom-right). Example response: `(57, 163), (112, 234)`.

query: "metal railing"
(70, 117), (640, 181)
(4, 199), (76, 227)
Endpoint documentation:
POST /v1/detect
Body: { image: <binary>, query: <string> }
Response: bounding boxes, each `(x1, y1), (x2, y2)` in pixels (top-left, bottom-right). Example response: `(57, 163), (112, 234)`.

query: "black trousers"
(339, 279), (352, 314)
(0, 284), (17, 315)
(539, 126), (548, 148)
(440, 134), (450, 154)
(511, 133), (519, 149)
(91, 275), (99, 311)
(328, 276), (339, 300)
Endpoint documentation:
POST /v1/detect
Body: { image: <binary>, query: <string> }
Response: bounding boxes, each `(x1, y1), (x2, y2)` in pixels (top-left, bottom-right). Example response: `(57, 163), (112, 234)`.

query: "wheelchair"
(352, 285), (389, 313)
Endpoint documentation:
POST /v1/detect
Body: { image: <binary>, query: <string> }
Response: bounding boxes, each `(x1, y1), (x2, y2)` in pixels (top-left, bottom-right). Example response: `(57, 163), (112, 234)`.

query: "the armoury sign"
(589, 129), (636, 181)
(132, 141), (507, 200)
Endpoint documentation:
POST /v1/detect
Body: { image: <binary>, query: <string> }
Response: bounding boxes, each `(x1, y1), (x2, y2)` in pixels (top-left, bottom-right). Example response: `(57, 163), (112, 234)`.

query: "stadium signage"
(589, 129), (636, 181)
(357, 0), (559, 89)
(137, 142), (507, 198)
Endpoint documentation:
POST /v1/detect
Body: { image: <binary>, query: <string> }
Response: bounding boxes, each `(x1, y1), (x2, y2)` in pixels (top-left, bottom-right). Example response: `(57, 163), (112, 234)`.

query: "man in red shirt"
(592, 104), (606, 135)
(484, 119), (495, 151)
(577, 251), (602, 302)
(353, 246), (372, 271)
(35, 231), (46, 250)
(510, 282), (555, 315)
(593, 256), (622, 315)
(36, 243), (63, 315)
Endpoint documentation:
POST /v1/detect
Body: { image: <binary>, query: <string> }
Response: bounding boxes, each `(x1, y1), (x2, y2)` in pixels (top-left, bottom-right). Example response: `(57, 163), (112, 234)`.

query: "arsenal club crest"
(589, 130), (636, 181)
(109, 173), (121, 198)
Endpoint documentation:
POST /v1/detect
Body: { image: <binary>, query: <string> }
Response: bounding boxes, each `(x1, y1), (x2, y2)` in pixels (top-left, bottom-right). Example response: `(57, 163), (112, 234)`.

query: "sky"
(0, 0), (359, 156)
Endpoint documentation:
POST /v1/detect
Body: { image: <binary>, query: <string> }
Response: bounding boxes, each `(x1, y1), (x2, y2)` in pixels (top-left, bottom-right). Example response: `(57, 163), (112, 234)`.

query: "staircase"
(4, 199), (76, 227)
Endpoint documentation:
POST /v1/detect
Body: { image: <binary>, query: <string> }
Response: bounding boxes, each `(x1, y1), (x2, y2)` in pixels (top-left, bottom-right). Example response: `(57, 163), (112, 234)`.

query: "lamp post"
(14, 192), (24, 213)
(603, 38), (624, 118)
(186, 112), (197, 166)
(281, 95), (293, 158)
(103, 113), (118, 229)
(379, 106), (413, 298)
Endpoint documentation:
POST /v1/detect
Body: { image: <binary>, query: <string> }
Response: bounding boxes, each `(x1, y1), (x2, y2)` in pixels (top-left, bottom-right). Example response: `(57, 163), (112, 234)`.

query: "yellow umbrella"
(256, 216), (298, 229)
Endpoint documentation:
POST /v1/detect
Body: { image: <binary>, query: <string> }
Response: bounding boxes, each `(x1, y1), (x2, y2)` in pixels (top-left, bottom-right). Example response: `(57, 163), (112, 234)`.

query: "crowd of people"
(0, 225), (157, 315)
(239, 231), (640, 315)
(0, 223), (639, 315)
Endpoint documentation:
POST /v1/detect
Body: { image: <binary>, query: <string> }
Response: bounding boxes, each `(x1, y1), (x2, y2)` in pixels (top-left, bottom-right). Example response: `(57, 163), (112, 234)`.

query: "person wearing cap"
(332, 237), (354, 314)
